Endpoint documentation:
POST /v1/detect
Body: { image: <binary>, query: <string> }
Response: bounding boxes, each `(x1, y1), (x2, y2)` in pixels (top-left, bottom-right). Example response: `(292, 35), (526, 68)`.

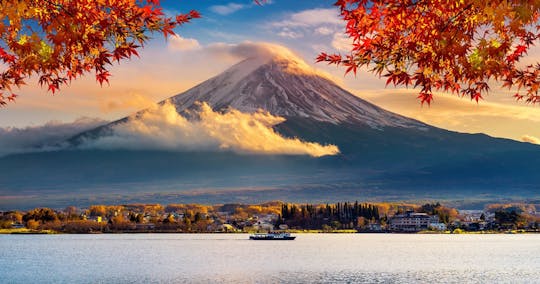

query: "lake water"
(1, 234), (539, 283)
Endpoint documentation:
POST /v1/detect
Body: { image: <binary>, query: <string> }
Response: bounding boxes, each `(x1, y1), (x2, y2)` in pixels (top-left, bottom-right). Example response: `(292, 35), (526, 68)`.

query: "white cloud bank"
(0, 118), (106, 156)
(272, 8), (341, 28)
(84, 101), (340, 157)
(272, 8), (345, 49)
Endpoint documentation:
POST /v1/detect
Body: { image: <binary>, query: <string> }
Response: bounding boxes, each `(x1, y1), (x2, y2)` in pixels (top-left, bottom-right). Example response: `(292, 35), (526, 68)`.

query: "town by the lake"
(2, 201), (538, 234)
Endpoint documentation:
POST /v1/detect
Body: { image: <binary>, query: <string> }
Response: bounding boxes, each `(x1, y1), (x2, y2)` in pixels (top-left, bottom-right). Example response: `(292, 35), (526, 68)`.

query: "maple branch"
(40, 0), (74, 17)
(323, 0), (540, 105)
(441, 4), (473, 32)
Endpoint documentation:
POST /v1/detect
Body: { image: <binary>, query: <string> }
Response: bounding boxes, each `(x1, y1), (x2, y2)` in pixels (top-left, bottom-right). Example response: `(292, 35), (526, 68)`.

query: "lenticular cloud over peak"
(207, 41), (323, 76)
(82, 101), (340, 157)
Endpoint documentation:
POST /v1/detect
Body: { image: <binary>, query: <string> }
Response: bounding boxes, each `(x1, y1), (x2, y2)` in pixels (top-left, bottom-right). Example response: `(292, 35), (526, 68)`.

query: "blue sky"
(160, 0), (344, 62)
(170, 0), (336, 38)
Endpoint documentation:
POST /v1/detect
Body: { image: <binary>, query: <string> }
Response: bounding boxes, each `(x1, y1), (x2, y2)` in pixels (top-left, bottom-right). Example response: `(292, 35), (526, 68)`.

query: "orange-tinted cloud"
(521, 135), (540, 145)
(84, 101), (340, 157)
(357, 89), (540, 141)
(99, 91), (155, 113)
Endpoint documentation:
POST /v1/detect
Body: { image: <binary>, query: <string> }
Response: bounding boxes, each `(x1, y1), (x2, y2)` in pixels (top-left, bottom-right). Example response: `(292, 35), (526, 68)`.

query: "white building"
(390, 211), (432, 231)
(253, 222), (274, 231)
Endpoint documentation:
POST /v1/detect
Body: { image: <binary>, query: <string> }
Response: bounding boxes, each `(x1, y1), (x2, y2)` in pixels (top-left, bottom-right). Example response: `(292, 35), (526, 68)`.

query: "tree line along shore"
(1, 201), (539, 234)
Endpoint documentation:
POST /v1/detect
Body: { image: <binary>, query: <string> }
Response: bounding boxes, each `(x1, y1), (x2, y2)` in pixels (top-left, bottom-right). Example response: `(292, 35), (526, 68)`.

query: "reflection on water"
(1, 234), (539, 283)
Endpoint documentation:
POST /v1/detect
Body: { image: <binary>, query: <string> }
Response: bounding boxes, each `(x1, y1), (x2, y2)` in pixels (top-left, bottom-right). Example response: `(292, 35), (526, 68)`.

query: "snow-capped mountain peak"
(168, 46), (427, 129)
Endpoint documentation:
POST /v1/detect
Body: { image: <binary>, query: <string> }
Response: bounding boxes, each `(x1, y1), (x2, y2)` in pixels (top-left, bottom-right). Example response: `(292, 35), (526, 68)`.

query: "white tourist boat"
(249, 232), (296, 240)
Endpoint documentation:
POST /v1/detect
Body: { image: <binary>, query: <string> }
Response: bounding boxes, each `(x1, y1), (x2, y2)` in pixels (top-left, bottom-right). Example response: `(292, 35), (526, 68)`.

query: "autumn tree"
(319, 0), (540, 105)
(129, 212), (144, 223)
(0, 0), (200, 105)
(88, 205), (107, 217)
(26, 219), (40, 230)
(162, 213), (175, 224)
(1, 211), (23, 223)
(23, 208), (58, 223)
(183, 214), (192, 231)
(109, 214), (132, 230)
(63, 220), (105, 233)
(494, 210), (525, 229)
(418, 203), (457, 224)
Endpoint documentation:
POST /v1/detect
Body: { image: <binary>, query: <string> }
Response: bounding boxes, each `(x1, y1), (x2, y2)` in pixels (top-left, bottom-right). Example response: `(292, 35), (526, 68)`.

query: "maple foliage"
(0, 0), (200, 105)
(318, 0), (540, 105)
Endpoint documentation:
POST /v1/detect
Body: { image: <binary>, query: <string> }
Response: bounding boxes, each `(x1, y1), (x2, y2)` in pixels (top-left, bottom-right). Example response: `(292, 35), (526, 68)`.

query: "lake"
(1, 234), (539, 283)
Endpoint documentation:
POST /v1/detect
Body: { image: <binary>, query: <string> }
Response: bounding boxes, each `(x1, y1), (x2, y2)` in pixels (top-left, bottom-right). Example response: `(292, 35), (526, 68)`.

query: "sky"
(1, 0), (540, 145)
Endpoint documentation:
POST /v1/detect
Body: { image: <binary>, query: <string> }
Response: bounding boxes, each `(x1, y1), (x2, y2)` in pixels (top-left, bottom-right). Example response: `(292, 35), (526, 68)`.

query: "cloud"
(202, 41), (338, 80)
(331, 32), (353, 51)
(272, 8), (342, 40)
(273, 8), (341, 28)
(521, 135), (540, 145)
(168, 35), (201, 51)
(277, 29), (303, 39)
(209, 1), (273, 15)
(357, 89), (540, 142)
(99, 91), (155, 113)
(204, 41), (307, 64)
(84, 101), (339, 157)
(315, 27), (334, 35)
(164, 41), (310, 66)
(209, 3), (246, 15)
(0, 118), (107, 156)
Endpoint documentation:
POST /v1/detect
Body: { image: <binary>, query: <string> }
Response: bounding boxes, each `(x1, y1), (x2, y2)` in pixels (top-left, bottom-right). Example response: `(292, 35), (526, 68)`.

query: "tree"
(318, 0), (540, 105)
(0, 0), (200, 105)
(494, 210), (524, 229)
(88, 205), (107, 217)
(183, 215), (192, 231)
(23, 208), (58, 223)
(162, 213), (175, 224)
(26, 219), (40, 230)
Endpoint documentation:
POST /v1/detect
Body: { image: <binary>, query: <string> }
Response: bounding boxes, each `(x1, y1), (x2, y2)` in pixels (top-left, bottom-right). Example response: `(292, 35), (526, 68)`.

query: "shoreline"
(2, 228), (538, 235)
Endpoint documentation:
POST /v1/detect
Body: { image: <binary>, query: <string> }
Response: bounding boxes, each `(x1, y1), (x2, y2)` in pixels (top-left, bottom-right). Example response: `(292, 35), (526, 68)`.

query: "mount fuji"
(1, 44), (540, 209)
(70, 46), (429, 144)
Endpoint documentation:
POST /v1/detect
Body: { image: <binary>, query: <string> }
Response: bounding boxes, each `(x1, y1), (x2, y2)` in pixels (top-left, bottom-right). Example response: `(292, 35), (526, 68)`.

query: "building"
(460, 210), (485, 222)
(390, 211), (433, 232)
(11, 223), (25, 229)
(278, 224), (289, 230)
(253, 221), (274, 231)
(429, 222), (447, 231)
(87, 216), (104, 223)
(367, 223), (383, 231)
(134, 223), (155, 230)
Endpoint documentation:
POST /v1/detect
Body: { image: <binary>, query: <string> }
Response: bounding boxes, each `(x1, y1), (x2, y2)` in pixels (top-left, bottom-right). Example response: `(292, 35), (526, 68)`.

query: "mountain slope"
(2, 45), (540, 209)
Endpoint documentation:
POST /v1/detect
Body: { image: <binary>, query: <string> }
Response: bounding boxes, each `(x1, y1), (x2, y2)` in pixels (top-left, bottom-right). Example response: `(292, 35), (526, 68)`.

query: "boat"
(249, 232), (296, 240)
